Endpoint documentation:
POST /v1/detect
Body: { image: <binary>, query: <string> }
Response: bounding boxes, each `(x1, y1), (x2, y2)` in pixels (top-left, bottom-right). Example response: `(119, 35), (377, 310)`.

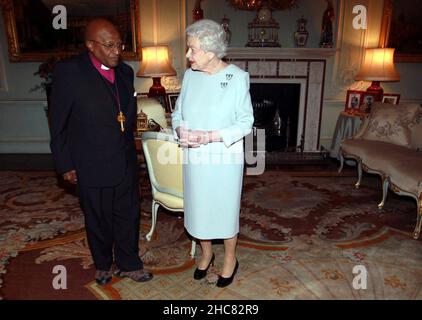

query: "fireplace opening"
(250, 83), (301, 152)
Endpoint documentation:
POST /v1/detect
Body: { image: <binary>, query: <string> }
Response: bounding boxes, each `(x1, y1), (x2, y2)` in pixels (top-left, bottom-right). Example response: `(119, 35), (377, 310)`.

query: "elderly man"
(49, 18), (153, 285)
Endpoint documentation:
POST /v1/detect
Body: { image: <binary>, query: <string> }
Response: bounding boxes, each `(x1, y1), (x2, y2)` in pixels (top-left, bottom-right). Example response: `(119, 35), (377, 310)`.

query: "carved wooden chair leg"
(190, 239), (196, 258)
(413, 195), (422, 240)
(146, 200), (160, 241)
(338, 151), (344, 173)
(355, 159), (362, 189)
(378, 175), (389, 210)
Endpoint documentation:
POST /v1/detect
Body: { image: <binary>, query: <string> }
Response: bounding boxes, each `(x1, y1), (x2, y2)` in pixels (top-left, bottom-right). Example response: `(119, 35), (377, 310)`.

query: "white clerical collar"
(100, 64), (110, 71)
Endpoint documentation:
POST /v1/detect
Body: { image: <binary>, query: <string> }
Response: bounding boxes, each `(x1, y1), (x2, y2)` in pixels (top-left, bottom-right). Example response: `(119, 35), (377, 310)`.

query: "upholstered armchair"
(141, 131), (196, 257)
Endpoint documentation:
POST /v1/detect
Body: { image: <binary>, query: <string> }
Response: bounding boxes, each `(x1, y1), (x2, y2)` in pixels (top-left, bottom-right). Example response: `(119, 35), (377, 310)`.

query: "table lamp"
(137, 45), (176, 111)
(354, 48), (400, 101)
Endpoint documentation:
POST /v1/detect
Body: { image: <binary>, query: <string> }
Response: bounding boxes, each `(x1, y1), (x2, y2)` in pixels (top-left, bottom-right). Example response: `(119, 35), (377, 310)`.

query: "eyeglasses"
(89, 39), (125, 52)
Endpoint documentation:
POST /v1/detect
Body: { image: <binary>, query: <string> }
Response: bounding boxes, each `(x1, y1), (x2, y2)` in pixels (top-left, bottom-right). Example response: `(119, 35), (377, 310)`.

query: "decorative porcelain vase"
(294, 16), (309, 47)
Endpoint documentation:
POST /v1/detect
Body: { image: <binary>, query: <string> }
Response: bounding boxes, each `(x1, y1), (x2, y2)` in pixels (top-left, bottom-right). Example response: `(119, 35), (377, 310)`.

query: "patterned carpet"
(0, 169), (421, 300)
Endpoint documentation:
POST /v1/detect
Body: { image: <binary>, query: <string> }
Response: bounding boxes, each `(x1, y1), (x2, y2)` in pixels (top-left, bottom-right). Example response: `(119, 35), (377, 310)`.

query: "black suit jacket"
(49, 52), (138, 187)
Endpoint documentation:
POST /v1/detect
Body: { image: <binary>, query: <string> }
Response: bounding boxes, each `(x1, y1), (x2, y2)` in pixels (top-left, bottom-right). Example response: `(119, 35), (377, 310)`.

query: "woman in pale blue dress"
(172, 19), (254, 287)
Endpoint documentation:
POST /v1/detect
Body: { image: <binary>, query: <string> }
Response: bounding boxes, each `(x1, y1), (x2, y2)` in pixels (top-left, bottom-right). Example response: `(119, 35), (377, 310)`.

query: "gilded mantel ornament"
(226, 0), (299, 11)
(226, 0), (300, 47)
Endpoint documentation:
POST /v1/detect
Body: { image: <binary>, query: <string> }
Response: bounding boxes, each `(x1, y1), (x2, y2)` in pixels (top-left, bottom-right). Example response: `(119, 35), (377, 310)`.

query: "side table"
(330, 111), (366, 160)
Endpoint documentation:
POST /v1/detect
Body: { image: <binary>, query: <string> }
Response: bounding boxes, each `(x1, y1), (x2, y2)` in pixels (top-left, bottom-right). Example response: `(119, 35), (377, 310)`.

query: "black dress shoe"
(193, 253), (215, 280)
(114, 269), (153, 282)
(95, 270), (113, 286)
(216, 260), (239, 288)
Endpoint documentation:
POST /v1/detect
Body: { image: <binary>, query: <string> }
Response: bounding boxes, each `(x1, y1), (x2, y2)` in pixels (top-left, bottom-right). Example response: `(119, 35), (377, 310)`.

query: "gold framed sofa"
(339, 102), (422, 239)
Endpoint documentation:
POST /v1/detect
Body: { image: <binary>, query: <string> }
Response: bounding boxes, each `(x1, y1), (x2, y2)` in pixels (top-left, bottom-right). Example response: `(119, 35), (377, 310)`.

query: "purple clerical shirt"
(89, 52), (115, 83)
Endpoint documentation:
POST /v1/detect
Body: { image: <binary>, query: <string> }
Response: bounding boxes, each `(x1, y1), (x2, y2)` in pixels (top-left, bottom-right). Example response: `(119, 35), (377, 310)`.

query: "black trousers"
(78, 169), (143, 272)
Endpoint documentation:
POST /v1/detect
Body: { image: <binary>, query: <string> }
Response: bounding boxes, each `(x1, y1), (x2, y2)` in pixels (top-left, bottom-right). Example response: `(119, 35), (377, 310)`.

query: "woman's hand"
(189, 130), (210, 145)
(177, 127), (201, 148)
(191, 130), (222, 144)
(176, 127), (219, 147)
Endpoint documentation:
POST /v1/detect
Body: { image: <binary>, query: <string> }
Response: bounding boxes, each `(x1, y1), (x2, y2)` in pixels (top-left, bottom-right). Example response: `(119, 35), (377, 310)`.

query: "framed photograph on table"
(382, 93), (401, 104)
(361, 93), (377, 112)
(167, 92), (180, 112)
(345, 90), (363, 113)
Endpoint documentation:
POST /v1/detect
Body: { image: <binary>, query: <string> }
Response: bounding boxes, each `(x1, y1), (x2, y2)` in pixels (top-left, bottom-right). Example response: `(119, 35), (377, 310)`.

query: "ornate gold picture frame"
(379, 0), (422, 62)
(0, 0), (141, 62)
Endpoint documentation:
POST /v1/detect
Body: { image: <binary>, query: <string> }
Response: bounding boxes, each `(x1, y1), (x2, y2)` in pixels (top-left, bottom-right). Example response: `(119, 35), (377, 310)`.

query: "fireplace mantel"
(226, 47), (337, 60)
(225, 48), (332, 152)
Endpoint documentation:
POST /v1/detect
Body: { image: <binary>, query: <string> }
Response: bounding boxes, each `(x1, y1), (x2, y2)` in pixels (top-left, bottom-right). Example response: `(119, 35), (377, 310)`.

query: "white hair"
(186, 19), (227, 58)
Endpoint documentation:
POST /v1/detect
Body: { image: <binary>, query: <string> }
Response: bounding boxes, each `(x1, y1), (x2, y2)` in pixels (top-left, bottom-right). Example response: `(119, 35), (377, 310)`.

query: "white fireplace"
(226, 47), (336, 152)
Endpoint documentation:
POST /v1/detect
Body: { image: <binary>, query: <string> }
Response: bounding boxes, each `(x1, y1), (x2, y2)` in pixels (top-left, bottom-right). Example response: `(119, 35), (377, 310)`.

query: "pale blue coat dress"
(172, 64), (254, 239)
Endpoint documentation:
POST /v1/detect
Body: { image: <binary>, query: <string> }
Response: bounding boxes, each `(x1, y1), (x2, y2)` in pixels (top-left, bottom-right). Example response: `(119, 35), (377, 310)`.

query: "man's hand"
(63, 170), (77, 184)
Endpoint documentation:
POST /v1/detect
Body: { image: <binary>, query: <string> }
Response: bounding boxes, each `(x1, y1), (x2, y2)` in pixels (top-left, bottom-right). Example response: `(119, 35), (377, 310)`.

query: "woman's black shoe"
(193, 253), (215, 280)
(216, 260), (239, 288)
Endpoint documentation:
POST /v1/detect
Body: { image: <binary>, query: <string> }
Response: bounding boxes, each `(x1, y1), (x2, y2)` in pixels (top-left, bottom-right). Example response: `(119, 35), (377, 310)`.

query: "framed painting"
(379, 0), (422, 62)
(0, 0), (141, 62)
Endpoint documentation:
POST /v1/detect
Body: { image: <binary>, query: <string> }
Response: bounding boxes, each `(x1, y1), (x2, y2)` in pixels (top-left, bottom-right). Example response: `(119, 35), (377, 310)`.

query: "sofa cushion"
(342, 139), (422, 196)
(360, 102), (421, 148)
(341, 139), (409, 170)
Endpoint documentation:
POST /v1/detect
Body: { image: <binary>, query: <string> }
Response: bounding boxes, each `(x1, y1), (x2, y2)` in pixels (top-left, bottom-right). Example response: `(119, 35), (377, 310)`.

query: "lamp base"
(366, 81), (383, 101)
(148, 77), (167, 96)
(147, 77), (170, 112)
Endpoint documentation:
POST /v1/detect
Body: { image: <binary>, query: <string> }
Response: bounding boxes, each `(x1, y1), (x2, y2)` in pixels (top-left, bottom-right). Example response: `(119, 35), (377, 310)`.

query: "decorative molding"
(379, 0), (393, 49)
(226, 47), (337, 59)
(337, 50), (360, 88)
(0, 43), (7, 91)
(306, 61), (325, 151)
(0, 137), (49, 142)
(331, 0), (367, 94)
(0, 100), (47, 105)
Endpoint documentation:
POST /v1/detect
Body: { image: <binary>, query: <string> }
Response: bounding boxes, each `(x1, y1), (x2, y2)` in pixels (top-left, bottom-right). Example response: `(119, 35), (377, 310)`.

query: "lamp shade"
(355, 48), (400, 82)
(137, 46), (176, 77)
